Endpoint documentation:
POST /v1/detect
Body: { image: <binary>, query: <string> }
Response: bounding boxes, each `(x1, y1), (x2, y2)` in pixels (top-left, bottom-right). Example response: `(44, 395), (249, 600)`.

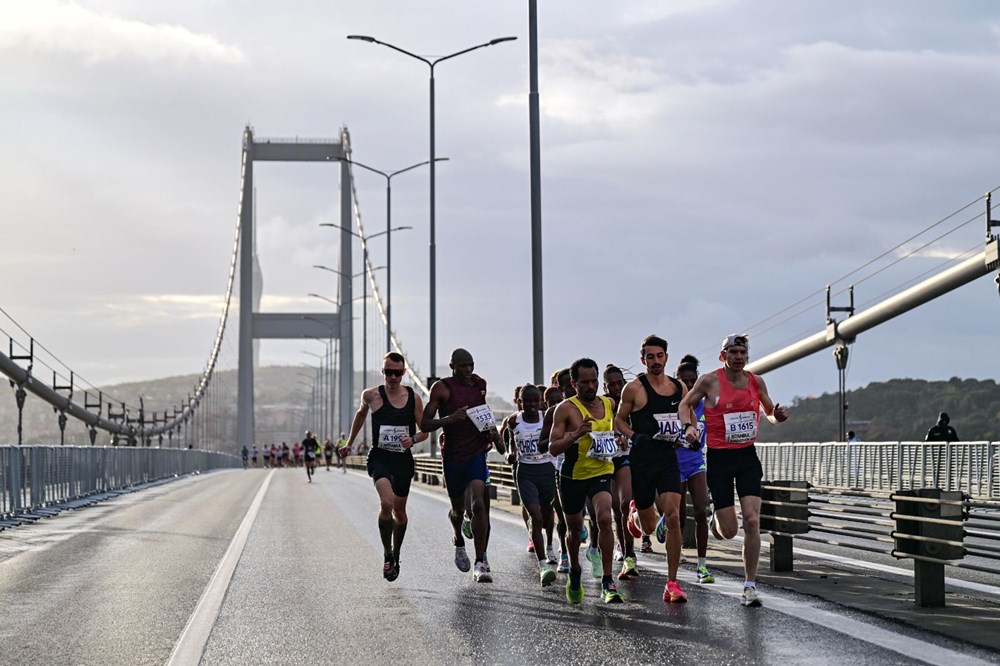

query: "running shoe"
(585, 547), (603, 579)
(617, 556), (638, 580)
(655, 514), (668, 544)
(382, 556), (394, 581)
(613, 543), (624, 562)
(640, 535), (653, 553)
(474, 561), (492, 583)
(483, 554), (491, 572)
(679, 554), (689, 565)
(557, 552), (570, 574)
(664, 579), (688, 603)
(566, 569), (584, 604)
(710, 517), (724, 540)
(454, 546), (471, 573)
(697, 566), (715, 584)
(742, 585), (762, 607)
(601, 581), (624, 604)
(539, 562), (557, 587)
(626, 502), (643, 539)
(546, 546), (558, 565)
(580, 524), (589, 543)
(527, 539), (535, 553)
(462, 517), (473, 540)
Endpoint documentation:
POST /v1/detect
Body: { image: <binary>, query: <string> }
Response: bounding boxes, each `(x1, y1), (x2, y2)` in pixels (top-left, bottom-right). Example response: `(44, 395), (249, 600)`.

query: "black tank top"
(629, 374), (683, 438)
(371, 386), (416, 451)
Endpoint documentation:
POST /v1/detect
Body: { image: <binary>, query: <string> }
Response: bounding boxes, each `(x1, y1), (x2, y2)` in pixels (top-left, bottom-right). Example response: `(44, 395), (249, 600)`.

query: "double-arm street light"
(325, 156), (447, 352)
(347, 34), (517, 384)
(320, 218), (417, 353)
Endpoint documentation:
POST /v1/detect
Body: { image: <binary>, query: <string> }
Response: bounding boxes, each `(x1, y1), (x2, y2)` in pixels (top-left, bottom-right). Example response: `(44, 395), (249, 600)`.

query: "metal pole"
(386, 178), (393, 353)
(528, 0), (545, 384)
(363, 253), (369, 447)
(429, 69), (437, 382)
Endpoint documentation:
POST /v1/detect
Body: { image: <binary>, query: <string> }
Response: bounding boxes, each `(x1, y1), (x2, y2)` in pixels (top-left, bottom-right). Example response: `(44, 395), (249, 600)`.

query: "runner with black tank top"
(502, 384), (558, 587)
(346, 352), (428, 582)
(421, 348), (505, 584)
(680, 333), (789, 607)
(301, 431), (320, 482)
(615, 334), (689, 603)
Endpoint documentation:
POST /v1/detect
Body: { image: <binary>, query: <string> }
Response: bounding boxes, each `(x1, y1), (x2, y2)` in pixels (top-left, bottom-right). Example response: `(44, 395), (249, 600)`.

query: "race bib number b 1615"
(723, 411), (758, 444)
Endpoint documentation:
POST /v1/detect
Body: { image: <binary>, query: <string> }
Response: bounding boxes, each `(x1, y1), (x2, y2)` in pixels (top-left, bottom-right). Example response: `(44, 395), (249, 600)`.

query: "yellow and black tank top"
(560, 395), (616, 480)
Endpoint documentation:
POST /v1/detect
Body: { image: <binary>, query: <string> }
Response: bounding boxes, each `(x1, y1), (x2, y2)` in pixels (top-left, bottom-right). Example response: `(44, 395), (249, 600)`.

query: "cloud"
(0, 1), (246, 65)
(618, 0), (736, 25)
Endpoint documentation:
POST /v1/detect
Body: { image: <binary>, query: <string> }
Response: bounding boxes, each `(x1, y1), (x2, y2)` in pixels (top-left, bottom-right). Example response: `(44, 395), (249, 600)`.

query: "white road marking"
(167, 469), (274, 666)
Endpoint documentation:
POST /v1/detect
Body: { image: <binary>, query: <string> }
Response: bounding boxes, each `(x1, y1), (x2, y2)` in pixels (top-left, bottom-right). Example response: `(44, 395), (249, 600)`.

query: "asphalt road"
(1, 467), (998, 665)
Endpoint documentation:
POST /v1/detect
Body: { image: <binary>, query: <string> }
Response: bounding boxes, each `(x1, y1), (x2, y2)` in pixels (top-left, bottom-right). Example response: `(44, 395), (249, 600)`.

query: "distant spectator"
(847, 431), (861, 442)
(925, 412), (960, 442)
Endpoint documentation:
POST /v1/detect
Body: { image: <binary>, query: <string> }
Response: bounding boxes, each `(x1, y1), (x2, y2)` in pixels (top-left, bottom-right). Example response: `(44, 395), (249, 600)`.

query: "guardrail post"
(892, 488), (965, 607)
(761, 480), (809, 572)
(682, 494), (696, 549)
(510, 487), (520, 506)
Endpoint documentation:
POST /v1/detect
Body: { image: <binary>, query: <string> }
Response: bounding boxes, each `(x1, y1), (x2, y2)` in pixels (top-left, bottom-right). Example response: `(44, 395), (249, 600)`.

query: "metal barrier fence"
(757, 441), (999, 499)
(1, 446), (240, 516)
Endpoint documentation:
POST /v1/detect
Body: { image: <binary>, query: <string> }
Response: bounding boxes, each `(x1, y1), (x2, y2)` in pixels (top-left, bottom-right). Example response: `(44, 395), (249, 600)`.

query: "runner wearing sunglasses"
(346, 351), (428, 582)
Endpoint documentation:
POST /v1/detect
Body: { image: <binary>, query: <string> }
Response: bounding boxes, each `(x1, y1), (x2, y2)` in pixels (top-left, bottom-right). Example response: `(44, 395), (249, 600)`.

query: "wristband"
(681, 423), (694, 432)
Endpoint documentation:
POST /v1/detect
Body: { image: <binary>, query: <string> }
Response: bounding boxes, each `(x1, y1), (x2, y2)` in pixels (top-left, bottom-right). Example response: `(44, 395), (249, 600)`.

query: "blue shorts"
(443, 454), (490, 499)
(676, 446), (707, 483)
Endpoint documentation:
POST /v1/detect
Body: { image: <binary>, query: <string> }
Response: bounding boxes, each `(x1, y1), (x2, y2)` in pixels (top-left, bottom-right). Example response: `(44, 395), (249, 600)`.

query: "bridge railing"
(0, 446), (239, 518)
(757, 441), (999, 499)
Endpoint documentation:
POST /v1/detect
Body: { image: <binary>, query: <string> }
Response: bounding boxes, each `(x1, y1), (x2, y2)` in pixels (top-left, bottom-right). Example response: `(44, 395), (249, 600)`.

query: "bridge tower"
(236, 126), (355, 448)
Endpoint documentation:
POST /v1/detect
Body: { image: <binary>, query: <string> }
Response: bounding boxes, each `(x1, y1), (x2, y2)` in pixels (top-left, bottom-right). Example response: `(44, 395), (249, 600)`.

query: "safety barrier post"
(891, 489), (966, 607)
(760, 481), (810, 572)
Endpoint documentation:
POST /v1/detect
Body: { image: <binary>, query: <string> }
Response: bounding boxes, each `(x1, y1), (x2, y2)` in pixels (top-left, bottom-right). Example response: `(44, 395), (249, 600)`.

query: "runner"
(604, 363), (638, 580)
(346, 352), (428, 581)
(251, 445), (259, 468)
(549, 358), (624, 604)
(421, 348), (505, 583)
(323, 438), (335, 471)
(502, 384), (558, 586)
(302, 430), (320, 482)
(679, 333), (789, 607)
(336, 433), (349, 473)
(615, 334), (688, 603)
(675, 354), (714, 584)
(241, 445), (249, 469)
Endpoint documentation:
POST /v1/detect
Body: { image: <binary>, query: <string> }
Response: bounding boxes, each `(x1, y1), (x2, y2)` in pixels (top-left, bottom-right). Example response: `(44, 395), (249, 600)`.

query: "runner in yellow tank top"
(549, 358), (626, 605)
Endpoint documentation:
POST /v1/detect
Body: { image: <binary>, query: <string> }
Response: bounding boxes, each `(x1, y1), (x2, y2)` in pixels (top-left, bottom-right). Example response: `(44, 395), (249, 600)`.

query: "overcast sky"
(2, 1), (999, 417)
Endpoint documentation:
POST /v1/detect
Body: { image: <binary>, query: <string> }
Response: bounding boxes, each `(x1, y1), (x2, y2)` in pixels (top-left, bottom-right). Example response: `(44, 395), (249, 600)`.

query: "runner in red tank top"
(679, 333), (789, 608)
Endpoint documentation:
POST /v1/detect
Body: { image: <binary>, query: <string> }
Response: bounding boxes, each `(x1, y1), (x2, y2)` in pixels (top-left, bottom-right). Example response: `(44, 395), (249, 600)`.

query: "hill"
(758, 377), (1000, 442)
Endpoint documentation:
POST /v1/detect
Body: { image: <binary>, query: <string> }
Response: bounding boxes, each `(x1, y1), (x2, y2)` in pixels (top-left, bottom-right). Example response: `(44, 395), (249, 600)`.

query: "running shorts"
(516, 461), (557, 508)
(612, 454), (631, 474)
(630, 440), (681, 510)
(706, 445), (763, 510)
(559, 474), (612, 515)
(676, 447), (707, 483)
(367, 447), (415, 497)
(443, 454), (489, 499)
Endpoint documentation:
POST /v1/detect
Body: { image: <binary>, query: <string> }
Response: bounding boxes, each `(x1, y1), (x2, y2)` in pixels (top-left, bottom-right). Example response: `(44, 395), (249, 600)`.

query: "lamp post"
(301, 351), (326, 438)
(347, 34), (517, 385)
(303, 316), (337, 439)
(326, 157), (446, 352)
(320, 219), (417, 353)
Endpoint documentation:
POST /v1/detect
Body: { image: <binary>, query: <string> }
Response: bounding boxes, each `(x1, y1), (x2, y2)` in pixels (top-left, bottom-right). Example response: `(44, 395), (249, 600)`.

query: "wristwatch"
(680, 423), (694, 433)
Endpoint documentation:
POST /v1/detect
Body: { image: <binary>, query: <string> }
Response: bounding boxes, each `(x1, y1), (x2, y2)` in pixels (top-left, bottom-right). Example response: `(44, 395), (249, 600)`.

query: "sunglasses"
(382, 368), (405, 377)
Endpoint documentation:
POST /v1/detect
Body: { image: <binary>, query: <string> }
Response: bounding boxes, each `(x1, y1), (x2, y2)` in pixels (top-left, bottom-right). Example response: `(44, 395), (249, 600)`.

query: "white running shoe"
(474, 561), (493, 583)
(546, 546), (558, 564)
(742, 585), (762, 607)
(454, 546), (471, 573)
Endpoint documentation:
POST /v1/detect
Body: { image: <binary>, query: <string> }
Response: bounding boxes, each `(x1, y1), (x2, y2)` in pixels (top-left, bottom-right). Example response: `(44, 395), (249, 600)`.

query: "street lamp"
(303, 316), (337, 439)
(347, 33), (517, 386)
(301, 350), (326, 438)
(324, 156), (446, 352)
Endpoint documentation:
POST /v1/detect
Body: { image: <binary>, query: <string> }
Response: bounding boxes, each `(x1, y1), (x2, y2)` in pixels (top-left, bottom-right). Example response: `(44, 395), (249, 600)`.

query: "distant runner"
(302, 431), (320, 482)
(323, 438), (335, 471)
(679, 334), (789, 607)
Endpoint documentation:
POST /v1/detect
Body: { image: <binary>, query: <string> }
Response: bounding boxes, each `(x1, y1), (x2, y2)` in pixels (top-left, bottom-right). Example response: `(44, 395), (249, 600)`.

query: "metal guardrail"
(1, 445), (239, 518)
(758, 441), (999, 499)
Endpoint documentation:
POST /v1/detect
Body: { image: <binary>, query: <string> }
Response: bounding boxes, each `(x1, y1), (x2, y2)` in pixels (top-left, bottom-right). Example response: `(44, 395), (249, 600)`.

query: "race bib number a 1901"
(723, 411), (758, 444)
(378, 425), (410, 453)
(586, 431), (618, 461)
(466, 404), (496, 432)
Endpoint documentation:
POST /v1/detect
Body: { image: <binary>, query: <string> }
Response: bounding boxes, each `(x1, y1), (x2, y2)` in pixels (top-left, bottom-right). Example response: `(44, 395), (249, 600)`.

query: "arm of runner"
(537, 406), (555, 453)
(420, 381), (464, 431)
(405, 394), (429, 446)
(346, 388), (373, 448)
(549, 403), (592, 457)
(502, 414), (517, 463)
(757, 375), (789, 424)
(613, 380), (638, 440)
(680, 374), (712, 444)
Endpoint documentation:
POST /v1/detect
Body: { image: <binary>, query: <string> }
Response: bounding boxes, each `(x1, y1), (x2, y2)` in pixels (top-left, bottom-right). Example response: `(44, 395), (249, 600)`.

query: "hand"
(630, 432), (652, 448)
(505, 451), (516, 465)
(773, 403), (789, 423)
(573, 416), (594, 439)
(401, 435), (414, 449)
(450, 407), (468, 423)
(615, 432), (629, 450)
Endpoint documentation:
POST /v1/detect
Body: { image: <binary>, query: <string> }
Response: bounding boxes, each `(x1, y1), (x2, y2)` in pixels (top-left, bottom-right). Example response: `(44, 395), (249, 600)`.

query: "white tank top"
(513, 412), (547, 465)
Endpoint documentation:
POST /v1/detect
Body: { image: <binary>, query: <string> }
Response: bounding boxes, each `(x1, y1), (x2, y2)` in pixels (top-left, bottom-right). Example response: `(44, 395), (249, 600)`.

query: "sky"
(2, 0), (1000, 415)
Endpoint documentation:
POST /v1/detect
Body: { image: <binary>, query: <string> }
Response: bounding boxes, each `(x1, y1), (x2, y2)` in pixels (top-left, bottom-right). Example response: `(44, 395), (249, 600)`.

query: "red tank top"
(705, 368), (761, 450)
(440, 375), (490, 461)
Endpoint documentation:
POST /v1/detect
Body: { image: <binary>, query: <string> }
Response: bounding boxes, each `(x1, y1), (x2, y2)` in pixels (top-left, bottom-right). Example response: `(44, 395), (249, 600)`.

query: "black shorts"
(613, 455), (631, 474)
(367, 448), (415, 498)
(706, 445), (763, 510)
(559, 474), (612, 515)
(630, 440), (681, 510)
(516, 462), (557, 508)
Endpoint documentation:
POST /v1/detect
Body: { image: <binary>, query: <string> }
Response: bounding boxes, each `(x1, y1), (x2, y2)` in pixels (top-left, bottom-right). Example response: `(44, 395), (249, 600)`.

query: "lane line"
(167, 469), (274, 666)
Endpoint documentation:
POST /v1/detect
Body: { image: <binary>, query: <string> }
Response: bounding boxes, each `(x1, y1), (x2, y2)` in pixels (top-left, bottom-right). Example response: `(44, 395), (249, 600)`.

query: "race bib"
(653, 413), (682, 442)
(723, 411), (758, 444)
(466, 404), (496, 432)
(516, 431), (546, 462)
(378, 425), (410, 453)
(586, 430), (618, 461)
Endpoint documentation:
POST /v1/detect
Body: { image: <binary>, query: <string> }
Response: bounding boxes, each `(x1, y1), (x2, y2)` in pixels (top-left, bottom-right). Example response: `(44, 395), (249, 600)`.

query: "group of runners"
(243, 434), (351, 476)
(344, 333), (789, 608)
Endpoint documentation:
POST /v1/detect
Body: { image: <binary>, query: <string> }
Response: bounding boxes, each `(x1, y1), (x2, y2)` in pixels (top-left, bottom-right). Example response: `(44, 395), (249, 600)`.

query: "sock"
(744, 581), (756, 589)
(378, 517), (394, 556)
(569, 566), (582, 587)
(602, 574), (613, 587)
(392, 521), (408, 560)
(698, 557), (707, 569)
